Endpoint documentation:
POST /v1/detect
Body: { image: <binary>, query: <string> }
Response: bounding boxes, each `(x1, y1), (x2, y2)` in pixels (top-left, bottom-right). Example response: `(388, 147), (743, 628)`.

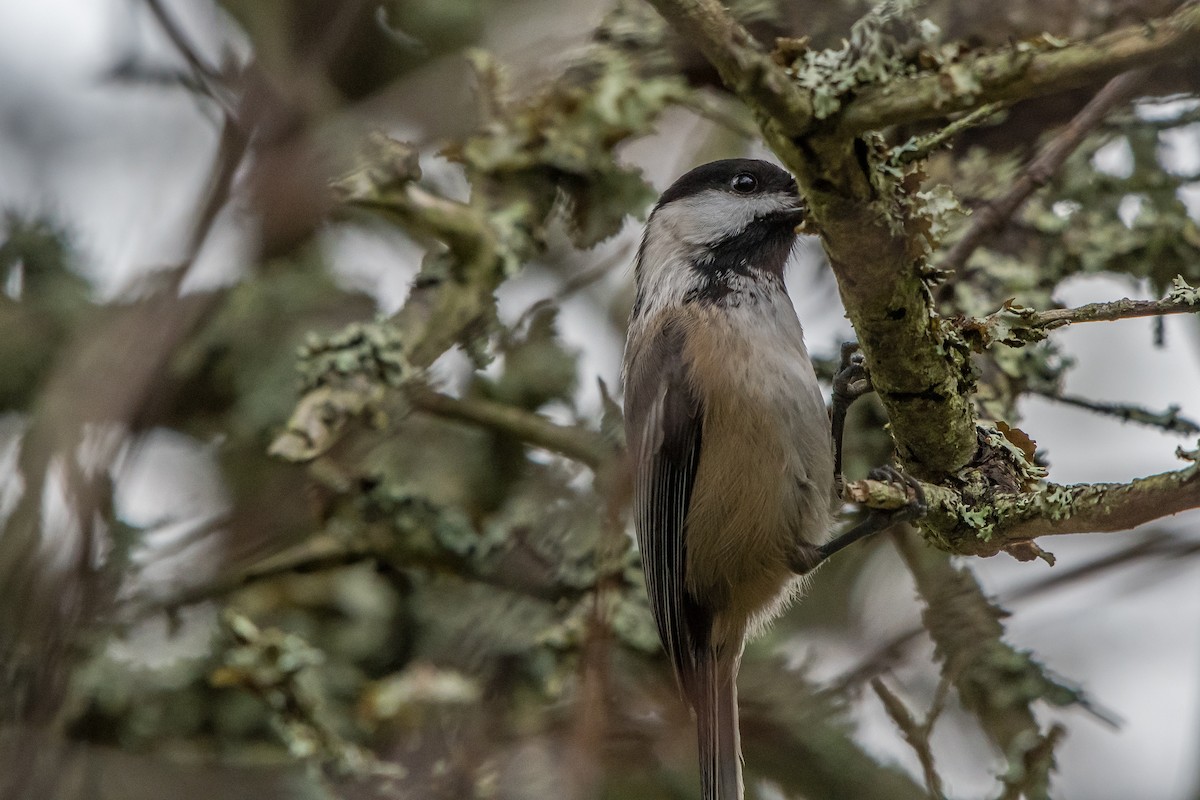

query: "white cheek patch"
(632, 187), (801, 323)
(654, 189), (797, 246)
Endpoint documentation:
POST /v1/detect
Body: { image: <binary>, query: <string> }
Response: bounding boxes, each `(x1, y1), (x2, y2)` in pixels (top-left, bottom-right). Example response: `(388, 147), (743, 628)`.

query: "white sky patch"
(321, 222), (423, 313)
(1159, 123), (1200, 176)
(1092, 136), (1133, 178)
(1117, 194), (1143, 227)
(1179, 183), (1200, 218)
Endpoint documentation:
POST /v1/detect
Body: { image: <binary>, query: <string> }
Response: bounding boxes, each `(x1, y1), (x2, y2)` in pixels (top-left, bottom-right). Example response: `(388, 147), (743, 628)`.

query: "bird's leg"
(830, 341), (873, 499)
(791, 465), (926, 575)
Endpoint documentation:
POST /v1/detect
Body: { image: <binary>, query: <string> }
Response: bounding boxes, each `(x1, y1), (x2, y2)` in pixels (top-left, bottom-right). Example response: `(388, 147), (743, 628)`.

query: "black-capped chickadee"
(623, 159), (838, 800)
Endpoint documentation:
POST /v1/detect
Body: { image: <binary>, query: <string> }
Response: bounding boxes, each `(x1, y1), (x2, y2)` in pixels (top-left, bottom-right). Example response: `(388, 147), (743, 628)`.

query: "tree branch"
(871, 677), (948, 800)
(1031, 293), (1200, 329)
(939, 68), (1151, 275)
(641, 0), (814, 137)
(652, 0), (1200, 141)
(1031, 390), (1200, 435)
(408, 387), (612, 470)
(848, 456), (1200, 558)
(837, 3), (1200, 135)
(961, 280), (1200, 348)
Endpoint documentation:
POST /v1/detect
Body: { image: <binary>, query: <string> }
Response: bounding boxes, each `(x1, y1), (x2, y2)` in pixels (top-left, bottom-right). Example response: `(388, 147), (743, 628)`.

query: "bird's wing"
(624, 318), (710, 691)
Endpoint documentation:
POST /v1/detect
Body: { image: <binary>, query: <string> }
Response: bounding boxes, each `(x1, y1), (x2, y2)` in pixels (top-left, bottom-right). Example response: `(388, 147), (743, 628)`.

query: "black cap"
(655, 158), (799, 208)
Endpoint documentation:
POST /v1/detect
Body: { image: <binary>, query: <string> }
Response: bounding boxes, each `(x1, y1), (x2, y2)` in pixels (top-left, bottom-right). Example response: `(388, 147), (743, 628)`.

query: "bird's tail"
(693, 651), (743, 800)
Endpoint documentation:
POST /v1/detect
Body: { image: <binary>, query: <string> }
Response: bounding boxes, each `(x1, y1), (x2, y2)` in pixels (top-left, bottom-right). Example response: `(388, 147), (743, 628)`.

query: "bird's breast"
(677, 293), (835, 637)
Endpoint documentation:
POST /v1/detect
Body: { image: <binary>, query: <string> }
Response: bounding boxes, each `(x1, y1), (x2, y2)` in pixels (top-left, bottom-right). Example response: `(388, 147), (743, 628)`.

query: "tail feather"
(693, 653), (743, 800)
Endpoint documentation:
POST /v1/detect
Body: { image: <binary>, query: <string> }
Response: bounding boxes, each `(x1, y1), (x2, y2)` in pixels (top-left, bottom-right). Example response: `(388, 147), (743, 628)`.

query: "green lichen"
(958, 506), (996, 540)
(913, 183), (967, 254)
(451, 23), (687, 249)
(359, 484), (486, 564)
(297, 319), (415, 391)
(1168, 275), (1200, 305)
(781, 0), (942, 119)
(212, 612), (402, 781)
(1031, 483), (1076, 522)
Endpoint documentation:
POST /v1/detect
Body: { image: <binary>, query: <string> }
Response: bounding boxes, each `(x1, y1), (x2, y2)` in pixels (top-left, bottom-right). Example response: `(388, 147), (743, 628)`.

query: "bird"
(623, 158), (838, 800)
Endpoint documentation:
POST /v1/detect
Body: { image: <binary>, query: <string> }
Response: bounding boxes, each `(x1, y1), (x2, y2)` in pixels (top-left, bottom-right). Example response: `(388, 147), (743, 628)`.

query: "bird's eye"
(730, 173), (758, 193)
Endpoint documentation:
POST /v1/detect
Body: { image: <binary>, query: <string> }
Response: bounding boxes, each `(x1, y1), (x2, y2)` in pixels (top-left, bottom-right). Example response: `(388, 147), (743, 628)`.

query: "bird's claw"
(866, 464), (927, 523)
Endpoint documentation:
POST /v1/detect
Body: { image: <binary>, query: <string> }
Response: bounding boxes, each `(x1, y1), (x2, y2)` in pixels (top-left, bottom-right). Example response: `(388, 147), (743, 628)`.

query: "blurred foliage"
(2, 0), (1199, 799)
(0, 212), (89, 410)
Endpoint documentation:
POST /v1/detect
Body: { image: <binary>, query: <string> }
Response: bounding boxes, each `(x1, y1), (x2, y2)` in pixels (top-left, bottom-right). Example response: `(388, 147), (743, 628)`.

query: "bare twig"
(0, 32), (261, 799)
(408, 387), (612, 470)
(155, 538), (378, 613)
(939, 69), (1151, 275)
(144, 0), (239, 115)
(1029, 292), (1200, 329)
(552, 242), (635, 302)
(888, 529), (1047, 790)
(871, 677), (948, 799)
(1031, 389), (1200, 435)
(894, 103), (1008, 164)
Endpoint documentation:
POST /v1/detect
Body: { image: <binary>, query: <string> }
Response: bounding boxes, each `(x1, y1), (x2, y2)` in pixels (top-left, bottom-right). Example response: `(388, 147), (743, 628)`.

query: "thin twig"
(155, 538), (377, 613)
(1030, 389), (1200, 435)
(960, 284), (1200, 349)
(0, 16), (254, 782)
(144, 0), (239, 115)
(1030, 292), (1200, 329)
(940, 69), (1151, 275)
(553, 242), (635, 302)
(408, 387), (613, 470)
(677, 91), (760, 138)
(871, 678), (947, 799)
(894, 102), (1008, 164)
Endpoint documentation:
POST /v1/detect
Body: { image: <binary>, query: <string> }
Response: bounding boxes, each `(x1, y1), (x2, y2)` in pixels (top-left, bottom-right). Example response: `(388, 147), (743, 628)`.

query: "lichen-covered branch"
(848, 455), (1200, 558)
(960, 276), (1200, 349)
(837, 3), (1200, 135)
(650, 0), (1200, 140)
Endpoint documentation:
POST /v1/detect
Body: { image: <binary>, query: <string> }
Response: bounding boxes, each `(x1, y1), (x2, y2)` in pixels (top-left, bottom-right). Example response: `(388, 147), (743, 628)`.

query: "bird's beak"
(776, 204), (807, 229)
